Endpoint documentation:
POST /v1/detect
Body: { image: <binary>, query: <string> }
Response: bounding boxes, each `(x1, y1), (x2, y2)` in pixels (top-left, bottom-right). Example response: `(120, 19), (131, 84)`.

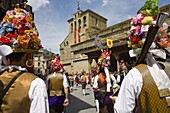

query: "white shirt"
(93, 73), (118, 92)
(29, 78), (49, 113)
(114, 53), (170, 113)
(114, 68), (142, 113)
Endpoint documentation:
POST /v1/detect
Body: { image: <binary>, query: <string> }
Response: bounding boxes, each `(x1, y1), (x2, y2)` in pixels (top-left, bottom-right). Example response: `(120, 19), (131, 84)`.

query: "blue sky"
(27, 0), (170, 54)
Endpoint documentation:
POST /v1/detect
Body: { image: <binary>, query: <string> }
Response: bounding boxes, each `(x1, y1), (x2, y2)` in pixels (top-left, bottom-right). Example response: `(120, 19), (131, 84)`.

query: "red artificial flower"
(18, 26), (27, 35)
(0, 36), (12, 45)
(132, 35), (140, 43)
(20, 17), (27, 24)
(6, 33), (18, 39)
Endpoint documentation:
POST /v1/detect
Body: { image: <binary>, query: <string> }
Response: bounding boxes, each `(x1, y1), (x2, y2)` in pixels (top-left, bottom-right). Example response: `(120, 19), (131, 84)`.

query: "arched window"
(83, 16), (86, 27)
(74, 21), (77, 30)
(78, 19), (81, 27)
(71, 23), (73, 33)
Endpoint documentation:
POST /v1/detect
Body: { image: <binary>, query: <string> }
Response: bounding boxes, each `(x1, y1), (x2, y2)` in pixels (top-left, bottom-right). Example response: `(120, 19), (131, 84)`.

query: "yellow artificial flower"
(18, 35), (30, 49)
(25, 30), (31, 35)
(31, 34), (39, 47)
(25, 16), (32, 22)
(16, 8), (21, 13)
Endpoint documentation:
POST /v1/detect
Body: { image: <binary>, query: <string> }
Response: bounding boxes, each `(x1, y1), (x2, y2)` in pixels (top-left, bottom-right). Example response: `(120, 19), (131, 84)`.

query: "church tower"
(60, 1), (107, 73)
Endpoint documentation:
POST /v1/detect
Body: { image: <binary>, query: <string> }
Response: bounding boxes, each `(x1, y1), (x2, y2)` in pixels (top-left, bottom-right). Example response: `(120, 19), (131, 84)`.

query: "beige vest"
(0, 68), (37, 113)
(136, 64), (170, 113)
(48, 73), (64, 96)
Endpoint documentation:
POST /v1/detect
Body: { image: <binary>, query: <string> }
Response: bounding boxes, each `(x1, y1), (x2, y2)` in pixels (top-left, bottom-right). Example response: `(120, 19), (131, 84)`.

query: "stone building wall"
(60, 4), (170, 74)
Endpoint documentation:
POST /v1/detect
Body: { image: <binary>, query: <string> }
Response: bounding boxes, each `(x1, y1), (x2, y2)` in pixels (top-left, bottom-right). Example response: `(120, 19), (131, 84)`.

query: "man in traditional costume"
(80, 71), (88, 96)
(91, 65), (100, 113)
(113, 0), (170, 112)
(93, 50), (119, 113)
(46, 56), (69, 113)
(0, 7), (49, 113)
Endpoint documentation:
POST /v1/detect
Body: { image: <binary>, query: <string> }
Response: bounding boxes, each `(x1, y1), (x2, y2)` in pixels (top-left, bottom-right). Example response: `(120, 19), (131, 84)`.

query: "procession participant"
(69, 72), (74, 92)
(93, 50), (119, 113)
(91, 65), (100, 113)
(74, 72), (79, 87)
(114, 0), (170, 112)
(46, 56), (69, 113)
(117, 60), (128, 86)
(0, 8), (49, 113)
(81, 71), (88, 96)
(65, 72), (71, 93)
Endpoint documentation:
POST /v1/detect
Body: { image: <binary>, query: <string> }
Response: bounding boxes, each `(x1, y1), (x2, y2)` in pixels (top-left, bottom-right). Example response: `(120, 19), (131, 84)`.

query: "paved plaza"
(65, 84), (96, 113)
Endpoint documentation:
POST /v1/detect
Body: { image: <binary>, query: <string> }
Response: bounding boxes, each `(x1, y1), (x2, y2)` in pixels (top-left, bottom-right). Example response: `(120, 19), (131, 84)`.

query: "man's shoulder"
(21, 72), (38, 79)
(18, 72), (38, 86)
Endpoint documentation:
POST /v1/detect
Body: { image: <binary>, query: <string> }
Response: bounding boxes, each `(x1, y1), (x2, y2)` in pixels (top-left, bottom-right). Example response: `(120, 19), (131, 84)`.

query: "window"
(83, 16), (86, 27)
(78, 19), (81, 27)
(95, 19), (98, 27)
(38, 69), (40, 73)
(71, 23), (73, 33)
(38, 62), (40, 66)
(74, 21), (77, 30)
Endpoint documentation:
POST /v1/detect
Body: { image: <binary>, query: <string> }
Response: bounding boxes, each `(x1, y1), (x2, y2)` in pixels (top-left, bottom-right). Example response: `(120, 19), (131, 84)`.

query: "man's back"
(0, 69), (36, 113)
(81, 75), (86, 83)
(0, 68), (49, 113)
(136, 64), (170, 113)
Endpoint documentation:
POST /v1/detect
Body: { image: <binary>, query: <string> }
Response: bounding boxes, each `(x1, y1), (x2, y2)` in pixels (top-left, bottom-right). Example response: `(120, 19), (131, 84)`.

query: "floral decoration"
(127, 0), (170, 50)
(0, 8), (42, 51)
(98, 50), (111, 68)
(50, 56), (64, 72)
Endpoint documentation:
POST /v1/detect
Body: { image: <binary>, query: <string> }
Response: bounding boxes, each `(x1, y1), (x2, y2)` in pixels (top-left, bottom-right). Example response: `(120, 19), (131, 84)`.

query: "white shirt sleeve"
(63, 74), (69, 88)
(110, 74), (119, 88)
(93, 75), (99, 89)
(114, 68), (143, 113)
(45, 76), (49, 89)
(29, 78), (49, 113)
(116, 74), (121, 83)
(86, 76), (88, 83)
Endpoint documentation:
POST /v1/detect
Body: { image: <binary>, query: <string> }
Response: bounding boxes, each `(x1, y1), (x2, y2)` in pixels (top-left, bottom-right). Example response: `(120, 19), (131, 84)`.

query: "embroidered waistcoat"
(136, 64), (170, 113)
(0, 68), (37, 113)
(48, 73), (64, 96)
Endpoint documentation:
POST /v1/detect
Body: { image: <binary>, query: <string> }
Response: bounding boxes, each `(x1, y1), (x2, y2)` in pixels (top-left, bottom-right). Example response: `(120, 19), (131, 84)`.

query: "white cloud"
(86, 0), (92, 4)
(102, 0), (112, 6)
(27, 0), (50, 11)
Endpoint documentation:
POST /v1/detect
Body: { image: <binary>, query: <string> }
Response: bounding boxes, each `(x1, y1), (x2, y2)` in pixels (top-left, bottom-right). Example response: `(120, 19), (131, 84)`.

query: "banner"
(94, 36), (102, 47)
(107, 38), (113, 48)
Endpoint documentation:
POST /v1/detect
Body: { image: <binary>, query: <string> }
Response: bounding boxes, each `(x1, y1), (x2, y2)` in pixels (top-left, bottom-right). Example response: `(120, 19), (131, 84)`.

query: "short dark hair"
(6, 52), (26, 62)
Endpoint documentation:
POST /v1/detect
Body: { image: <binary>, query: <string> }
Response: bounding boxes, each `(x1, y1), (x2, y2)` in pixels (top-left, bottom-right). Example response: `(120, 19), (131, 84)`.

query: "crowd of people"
(0, 0), (170, 113)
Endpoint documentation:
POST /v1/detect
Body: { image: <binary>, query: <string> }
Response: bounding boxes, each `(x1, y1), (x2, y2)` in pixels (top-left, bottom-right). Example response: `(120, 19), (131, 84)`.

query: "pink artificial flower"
(101, 50), (109, 58)
(6, 10), (14, 16)
(25, 22), (32, 28)
(50, 56), (63, 72)
(131, 16), (138, 26)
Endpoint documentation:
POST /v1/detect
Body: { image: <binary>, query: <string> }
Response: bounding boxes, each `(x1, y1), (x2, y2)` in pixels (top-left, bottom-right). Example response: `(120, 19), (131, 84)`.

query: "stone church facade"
(60, 4), (170, 74)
